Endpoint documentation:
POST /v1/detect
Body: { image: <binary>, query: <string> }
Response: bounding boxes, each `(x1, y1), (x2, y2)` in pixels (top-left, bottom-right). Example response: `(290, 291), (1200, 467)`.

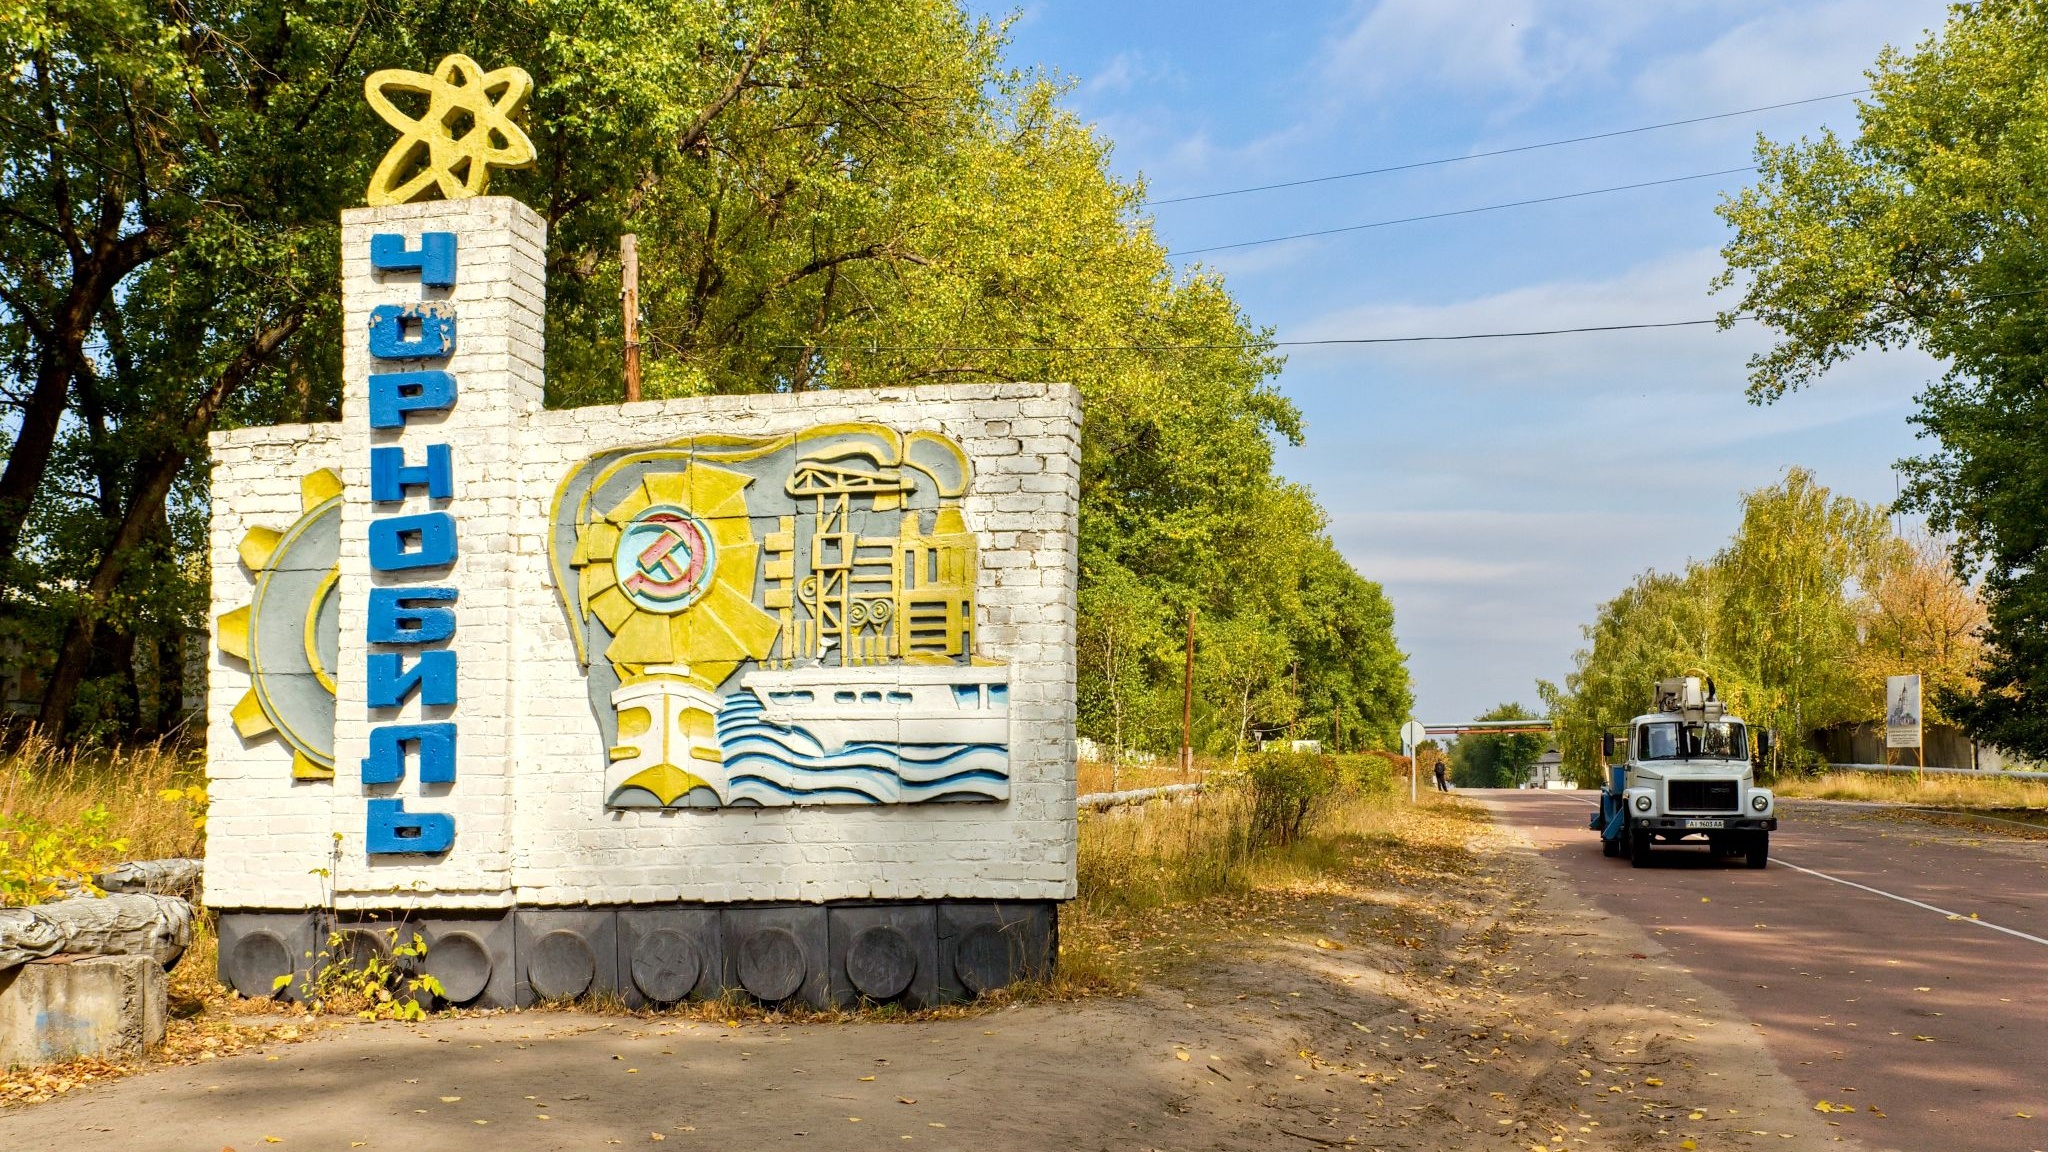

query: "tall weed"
(0, 732), (202, 906)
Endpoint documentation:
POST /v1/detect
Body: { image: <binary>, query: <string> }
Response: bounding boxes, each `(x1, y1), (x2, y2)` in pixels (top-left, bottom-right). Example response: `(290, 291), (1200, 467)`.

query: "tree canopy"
(1715, 0), (2046, 757)
(1447, 703), (1546, 789)
(0, 0), (1408, 745)
(1544, 469), (1982, 780)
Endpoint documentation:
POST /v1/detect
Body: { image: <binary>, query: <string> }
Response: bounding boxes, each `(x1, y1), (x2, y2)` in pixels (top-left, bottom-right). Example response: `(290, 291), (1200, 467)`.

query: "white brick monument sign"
(204, 112), (1078, 1007)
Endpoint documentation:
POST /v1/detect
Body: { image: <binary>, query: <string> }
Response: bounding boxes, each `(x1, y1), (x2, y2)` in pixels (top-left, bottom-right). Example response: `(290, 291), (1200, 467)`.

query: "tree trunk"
(37, 311), (304, 739)
(0, 223), (171, 579)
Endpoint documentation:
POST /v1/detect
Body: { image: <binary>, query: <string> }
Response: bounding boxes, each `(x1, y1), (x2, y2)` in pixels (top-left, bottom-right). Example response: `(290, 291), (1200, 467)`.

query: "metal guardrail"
(1829, 762), (2048, 782)
(1077, 782), (1205, 811)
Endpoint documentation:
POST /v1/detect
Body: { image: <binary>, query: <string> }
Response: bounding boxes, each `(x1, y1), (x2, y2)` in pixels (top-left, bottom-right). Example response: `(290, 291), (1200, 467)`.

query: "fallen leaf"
(2017, 1112), (2035, 1120)
(1175, 1052), (1190, 1062)
(650, 1135), (666, 1142)
(1681, 1141), (1697, 1151)
(1644, 1077), (1664, 1087)
(898, 1097), (917, 1105)
(265, 1140), (281, 1146)
(849, 1117), (862, 1123)
(440, 1096), (461, 1103)
(1314, 938), (1344, 951)
(860, 1075), (877, 1081)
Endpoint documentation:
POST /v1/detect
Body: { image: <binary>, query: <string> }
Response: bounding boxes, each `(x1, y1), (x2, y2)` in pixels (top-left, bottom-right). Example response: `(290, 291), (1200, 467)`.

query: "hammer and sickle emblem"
(363, 54), (536, 207)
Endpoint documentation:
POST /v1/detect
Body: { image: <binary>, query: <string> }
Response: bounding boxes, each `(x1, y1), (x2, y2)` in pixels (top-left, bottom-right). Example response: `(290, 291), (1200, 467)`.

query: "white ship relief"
(739, 664), (1010, 752)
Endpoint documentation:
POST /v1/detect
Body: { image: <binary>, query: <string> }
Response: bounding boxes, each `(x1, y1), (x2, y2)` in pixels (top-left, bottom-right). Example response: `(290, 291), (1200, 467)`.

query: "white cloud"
(1632, 0), (1951, 111)
(1319, 0), (1653, 105)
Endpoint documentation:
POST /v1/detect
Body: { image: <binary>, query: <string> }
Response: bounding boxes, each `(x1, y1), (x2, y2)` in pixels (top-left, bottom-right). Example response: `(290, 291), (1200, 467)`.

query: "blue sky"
(968, 0), (1957, 727)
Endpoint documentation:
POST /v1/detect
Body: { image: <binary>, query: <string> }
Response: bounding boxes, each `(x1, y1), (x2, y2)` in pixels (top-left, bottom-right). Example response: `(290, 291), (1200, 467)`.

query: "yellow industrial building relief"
(549, 424), (1009, 809)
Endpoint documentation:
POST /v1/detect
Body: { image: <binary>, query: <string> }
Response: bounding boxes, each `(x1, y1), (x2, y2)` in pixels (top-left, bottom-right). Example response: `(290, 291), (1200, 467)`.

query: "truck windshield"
(1638, 721), (1747, 760)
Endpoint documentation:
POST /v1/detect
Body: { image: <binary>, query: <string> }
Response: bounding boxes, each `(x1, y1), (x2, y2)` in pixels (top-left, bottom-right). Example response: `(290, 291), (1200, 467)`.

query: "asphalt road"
(1477, 789), (2048, 1152)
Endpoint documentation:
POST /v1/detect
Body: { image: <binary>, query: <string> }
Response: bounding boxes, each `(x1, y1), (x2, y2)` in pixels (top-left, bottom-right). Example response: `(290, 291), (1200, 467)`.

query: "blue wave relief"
(713, 690), (1009, 805)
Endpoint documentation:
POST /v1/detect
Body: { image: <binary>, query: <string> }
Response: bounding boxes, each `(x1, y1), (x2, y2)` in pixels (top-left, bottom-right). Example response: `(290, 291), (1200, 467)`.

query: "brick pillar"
(332, 197), (545, 907)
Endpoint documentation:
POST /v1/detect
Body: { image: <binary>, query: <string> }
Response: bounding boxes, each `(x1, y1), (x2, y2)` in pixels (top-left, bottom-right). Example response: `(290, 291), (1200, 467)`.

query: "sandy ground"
(0, 803), (1854, 1151)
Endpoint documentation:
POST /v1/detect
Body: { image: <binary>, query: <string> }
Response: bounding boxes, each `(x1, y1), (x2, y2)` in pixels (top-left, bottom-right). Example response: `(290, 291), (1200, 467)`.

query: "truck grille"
(1668, 780), (1738, 813)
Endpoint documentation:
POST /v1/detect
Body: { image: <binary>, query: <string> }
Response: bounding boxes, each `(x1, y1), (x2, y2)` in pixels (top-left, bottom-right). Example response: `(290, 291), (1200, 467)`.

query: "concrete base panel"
(0, 955), (166, 1067)
(723, 905), (829, 1010)
(216, 911), (321, 1000)
(515, 909), (619, 1006)
(215, 900), (1055, 1011)
(416, 913), (516, 1009)
(829, 904), (938, 1009)
(617, 908), (723, 1008)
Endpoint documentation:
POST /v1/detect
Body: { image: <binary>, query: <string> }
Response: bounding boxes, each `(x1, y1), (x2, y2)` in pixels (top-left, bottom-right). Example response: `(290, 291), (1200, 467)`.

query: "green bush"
(1331, 753), (1396, 795)
(0, 806), (129, 906)
(1241, 751), (1341, 847)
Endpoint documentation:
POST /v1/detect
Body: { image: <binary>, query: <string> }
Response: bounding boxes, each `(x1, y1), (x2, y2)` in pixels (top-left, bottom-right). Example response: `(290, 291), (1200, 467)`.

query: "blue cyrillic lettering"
(370, 443), (454, 503)
(369, 232), (457, 288)
(368, 512), (457, 571)
(366, 649), (457, 709)
(365, 798), (454, 855)
(367, 371), (455, 429)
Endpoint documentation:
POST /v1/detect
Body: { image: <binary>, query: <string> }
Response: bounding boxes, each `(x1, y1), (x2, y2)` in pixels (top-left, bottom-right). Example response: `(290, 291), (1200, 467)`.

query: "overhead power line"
(773, 316), (1742, 355)
(1174, 165), (1758, 256)
(1146, 89), (1866, 207)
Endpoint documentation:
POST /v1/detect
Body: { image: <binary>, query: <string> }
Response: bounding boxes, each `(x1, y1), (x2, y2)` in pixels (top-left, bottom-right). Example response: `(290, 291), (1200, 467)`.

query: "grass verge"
(1772, 769), (2048, 816)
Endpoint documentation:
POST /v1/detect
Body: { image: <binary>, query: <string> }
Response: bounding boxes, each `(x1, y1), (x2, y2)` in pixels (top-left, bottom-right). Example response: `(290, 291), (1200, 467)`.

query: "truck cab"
(1591, 676), (1777, 867)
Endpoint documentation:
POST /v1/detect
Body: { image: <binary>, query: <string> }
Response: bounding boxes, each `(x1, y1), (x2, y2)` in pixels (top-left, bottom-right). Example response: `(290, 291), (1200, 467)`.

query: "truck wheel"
(1602, 835), (1620, 858)
(1630, 827), (1652, 867)
(1746, 832), (1769, 869)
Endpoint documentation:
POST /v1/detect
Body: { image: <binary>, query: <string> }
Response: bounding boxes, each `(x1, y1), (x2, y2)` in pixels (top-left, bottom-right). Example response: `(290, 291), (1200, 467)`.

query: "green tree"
(1715, 0), (2048, 756)
(1447, 703), (1546, 789)
(1546, 469), (1896, 779)
(0, 0), (1408, 745)
(1712, 467), (1891, 761)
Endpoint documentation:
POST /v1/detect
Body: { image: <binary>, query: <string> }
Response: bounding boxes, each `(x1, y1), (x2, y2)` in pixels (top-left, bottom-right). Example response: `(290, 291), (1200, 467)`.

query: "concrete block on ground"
(0, 955), (166, 1066)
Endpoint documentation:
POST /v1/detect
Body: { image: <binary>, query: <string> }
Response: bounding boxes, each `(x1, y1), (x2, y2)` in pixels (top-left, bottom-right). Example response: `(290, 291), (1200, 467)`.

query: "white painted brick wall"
(205, 197), (1079, 911)
(202, 423), (342, 911)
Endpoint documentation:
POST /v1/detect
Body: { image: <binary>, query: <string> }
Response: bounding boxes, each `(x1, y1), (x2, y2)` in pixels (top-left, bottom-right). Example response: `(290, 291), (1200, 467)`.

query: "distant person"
(1433, 760), (1449, 791)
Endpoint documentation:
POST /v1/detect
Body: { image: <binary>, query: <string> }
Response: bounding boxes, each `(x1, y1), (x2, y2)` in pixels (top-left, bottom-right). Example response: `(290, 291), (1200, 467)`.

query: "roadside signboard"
(1886, 674), (1923, 750)
(1400, 720), (1427, 751)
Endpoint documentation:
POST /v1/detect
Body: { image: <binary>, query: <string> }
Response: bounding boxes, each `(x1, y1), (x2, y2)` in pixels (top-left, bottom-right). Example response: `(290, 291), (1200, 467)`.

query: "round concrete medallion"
(227, 930), (293, 998)
(846, 926), (917, 1000)
(331, 927), (391, 974)
(423, 931), (493, 1005)
(631, 929), (701, 1004)
(953, 923), (1014, 996)
(529, 929), (596, 1000)
(736, 927), (805, 1003)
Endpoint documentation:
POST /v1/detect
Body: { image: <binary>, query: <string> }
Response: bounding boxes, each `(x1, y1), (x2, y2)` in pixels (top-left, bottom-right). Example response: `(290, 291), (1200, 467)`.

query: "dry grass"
(0, 731), (206, 867)
(1772, 769), (2048, 813)
(1075, 757), (1207, 797)
(1064, 778), (1469, 989)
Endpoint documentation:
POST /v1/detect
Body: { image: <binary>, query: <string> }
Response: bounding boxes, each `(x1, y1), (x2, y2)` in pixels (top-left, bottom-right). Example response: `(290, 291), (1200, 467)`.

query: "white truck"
(1590, 676), (1778, 868)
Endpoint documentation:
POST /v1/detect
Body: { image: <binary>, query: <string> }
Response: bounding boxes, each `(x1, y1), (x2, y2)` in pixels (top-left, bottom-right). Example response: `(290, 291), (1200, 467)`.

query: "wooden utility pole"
(1180, 607), (1197, 777)
(621, 234), (642, 402)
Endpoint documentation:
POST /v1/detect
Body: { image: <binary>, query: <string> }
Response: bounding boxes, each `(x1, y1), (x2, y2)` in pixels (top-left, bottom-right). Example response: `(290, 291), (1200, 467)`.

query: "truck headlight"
(1634, 794), (1652, 812)
(1750, 794), (1769, 813)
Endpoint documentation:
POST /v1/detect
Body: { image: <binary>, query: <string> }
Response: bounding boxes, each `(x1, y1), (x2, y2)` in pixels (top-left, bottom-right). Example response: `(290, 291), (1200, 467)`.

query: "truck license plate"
(1683, 819), (1725, 829)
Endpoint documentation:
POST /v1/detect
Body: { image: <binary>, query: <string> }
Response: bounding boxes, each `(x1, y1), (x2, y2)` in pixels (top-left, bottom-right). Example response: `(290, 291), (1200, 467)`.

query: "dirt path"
(0, 801), (1853, 1151)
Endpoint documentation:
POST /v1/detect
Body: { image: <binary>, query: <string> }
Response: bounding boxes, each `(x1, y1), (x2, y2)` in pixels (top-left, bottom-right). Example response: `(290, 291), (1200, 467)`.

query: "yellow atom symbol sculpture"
(364, 54), (536, 207)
